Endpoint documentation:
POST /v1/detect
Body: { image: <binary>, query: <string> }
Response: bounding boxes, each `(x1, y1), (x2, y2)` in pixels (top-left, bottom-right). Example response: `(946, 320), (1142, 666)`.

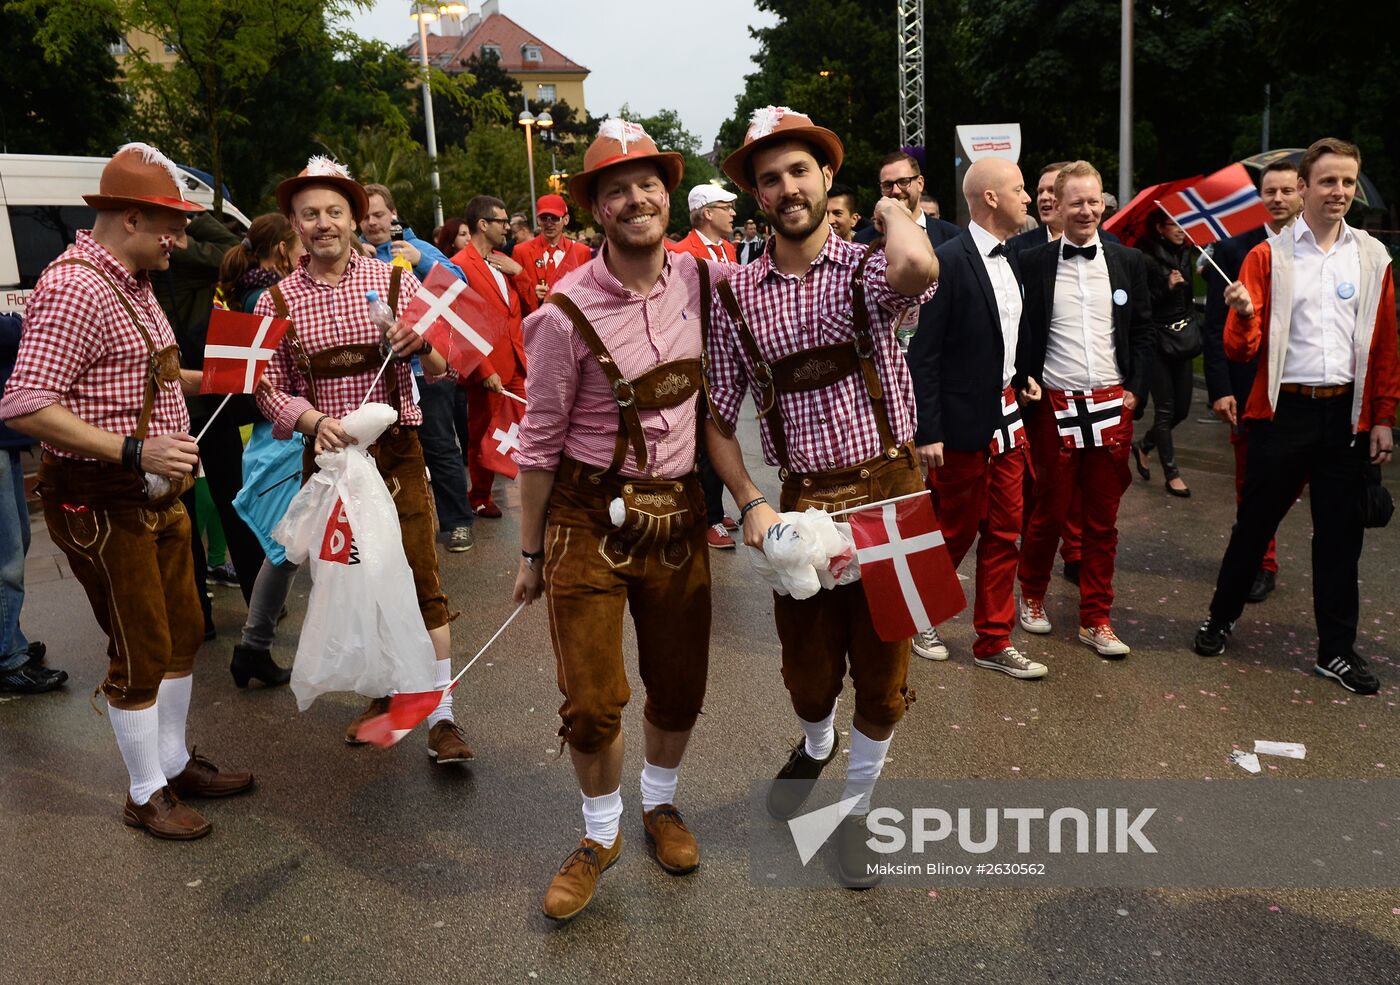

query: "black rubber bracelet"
(311, 414), (328, 437)
(121, 436), (142, 472)
(522, 548), (545, 562)
(738, 496), (768, 525)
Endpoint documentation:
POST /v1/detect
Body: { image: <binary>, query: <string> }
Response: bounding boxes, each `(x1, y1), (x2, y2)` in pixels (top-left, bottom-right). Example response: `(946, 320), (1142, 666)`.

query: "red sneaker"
(474, 502), (503, 519)
(722, 514), (739, 532)
(706, 523), (736, 549)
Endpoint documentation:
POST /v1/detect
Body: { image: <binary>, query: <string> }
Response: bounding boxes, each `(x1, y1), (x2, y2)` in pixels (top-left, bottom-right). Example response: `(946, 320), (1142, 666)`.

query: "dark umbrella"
(1102, 176), (1200, 248)
(1239, 149), (1385, 210)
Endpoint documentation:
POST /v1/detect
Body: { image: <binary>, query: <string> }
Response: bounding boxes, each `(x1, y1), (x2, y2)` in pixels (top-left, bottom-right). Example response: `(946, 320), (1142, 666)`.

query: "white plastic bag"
(745, 507), (861, 600)
(272, 403), (436, 710)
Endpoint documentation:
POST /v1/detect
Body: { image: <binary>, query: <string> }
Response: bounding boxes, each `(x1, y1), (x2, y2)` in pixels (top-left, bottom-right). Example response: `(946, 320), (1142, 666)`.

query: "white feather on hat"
(745, 106), (793, 142)
(305, 155), (353, 180)
(597, 118), (648, 155)
(116, 141), (185, 196)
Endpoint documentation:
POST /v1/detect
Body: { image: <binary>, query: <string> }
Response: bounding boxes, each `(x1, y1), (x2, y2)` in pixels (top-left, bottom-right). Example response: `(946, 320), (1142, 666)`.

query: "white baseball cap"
(687, 183), (737, 211)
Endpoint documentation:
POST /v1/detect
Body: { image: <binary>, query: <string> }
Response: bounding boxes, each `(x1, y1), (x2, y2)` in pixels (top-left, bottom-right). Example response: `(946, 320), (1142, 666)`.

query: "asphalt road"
(3, 399), (1398, 984)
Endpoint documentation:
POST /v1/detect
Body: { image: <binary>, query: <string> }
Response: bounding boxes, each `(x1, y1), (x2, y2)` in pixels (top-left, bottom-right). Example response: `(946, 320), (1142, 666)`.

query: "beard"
(768, 191), (828, 242)
(604, 207), (665, 255)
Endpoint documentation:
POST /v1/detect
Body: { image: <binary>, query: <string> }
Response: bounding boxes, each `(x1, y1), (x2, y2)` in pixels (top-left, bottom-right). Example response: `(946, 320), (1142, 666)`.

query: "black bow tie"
(988, 243), (1006, 258)
(1062, 243), (1097, 261)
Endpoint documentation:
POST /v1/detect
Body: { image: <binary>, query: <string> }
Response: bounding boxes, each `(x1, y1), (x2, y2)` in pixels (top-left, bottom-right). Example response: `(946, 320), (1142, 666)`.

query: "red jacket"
(1226, 227), (1398, 433)
(511, 234), (592, 315)
(451, 246), (526, 388)
(667, 228), (738, 264)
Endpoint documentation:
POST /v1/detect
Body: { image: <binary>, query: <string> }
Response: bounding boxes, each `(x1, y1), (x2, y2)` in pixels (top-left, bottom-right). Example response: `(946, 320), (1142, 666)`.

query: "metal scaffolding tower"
(896, 0), (926, 148)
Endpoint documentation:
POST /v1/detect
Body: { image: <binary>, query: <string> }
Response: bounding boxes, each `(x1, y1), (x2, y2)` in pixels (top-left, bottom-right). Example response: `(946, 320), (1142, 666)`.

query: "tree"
(0, 2), (129, 155)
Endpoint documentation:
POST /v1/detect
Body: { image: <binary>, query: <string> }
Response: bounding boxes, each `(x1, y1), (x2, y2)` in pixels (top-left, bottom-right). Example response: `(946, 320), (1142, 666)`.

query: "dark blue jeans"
(417, 376), (474, 532)
(0, 448), (32, 670)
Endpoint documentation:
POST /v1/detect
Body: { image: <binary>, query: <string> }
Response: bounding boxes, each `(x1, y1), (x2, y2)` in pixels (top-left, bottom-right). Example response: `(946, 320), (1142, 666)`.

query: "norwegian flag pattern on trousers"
(1049, 386), (1130, 449)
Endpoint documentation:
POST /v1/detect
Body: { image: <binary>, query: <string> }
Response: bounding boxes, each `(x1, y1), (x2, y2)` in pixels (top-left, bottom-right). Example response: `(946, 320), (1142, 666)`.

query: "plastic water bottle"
(367, 289), (396, 358)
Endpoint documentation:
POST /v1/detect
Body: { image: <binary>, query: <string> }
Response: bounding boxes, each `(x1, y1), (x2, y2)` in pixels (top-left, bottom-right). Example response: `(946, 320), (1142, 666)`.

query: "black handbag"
(1360, 463), (1394, 528)
(1157, 314), (1204, 359)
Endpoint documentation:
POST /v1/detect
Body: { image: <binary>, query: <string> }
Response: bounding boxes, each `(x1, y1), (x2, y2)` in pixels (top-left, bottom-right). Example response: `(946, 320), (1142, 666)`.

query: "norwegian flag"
(847, 494), (966, 642)
(479, 391), (525, 479)
(1156, 164), (1273, 245)
(200, 309), (291, 394)
(400, 265), (503, 377)
(1050, 387), (1129, 449)
(990, 386), (1026, 456)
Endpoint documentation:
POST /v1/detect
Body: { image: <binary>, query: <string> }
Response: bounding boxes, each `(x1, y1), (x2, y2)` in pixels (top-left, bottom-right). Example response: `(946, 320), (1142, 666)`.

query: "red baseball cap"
(535, 194), (568, 218)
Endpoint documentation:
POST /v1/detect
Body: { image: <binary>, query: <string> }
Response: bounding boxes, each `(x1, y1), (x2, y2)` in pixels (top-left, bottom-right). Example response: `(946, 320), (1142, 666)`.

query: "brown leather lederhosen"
(535, 266), (715, 753)
(267, 266), (452, 632)
(35, 258), (200, 707)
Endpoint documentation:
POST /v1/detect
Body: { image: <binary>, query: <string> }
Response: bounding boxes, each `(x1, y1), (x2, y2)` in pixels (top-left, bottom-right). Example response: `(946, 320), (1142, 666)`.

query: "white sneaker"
(1079, 624), (1130, 658)
(973, 646), (1048, 679)
(1018, 597), (1051, 634)
(912, 626), (949, 660)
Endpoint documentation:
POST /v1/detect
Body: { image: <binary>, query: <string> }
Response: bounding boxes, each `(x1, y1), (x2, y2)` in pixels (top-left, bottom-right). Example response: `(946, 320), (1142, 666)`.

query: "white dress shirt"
(1282, 219), (1360, 385)
(1042, 235), (1121, 391)
(487, 262), (511, 304)
(968, 221), (1023, 387)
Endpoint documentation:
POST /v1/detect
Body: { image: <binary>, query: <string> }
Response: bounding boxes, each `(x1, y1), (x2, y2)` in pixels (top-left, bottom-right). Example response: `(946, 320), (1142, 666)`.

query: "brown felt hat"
(721, 106), (845, 194)
(276, 156), (371, 222)
(567, 119), (685, 211)
(83, 143), (205, 214)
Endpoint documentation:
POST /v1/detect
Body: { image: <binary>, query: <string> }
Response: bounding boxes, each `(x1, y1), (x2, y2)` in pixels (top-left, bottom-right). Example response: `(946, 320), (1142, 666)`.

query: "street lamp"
(410, 2), (461, 228)
(518, 95), (553, 220)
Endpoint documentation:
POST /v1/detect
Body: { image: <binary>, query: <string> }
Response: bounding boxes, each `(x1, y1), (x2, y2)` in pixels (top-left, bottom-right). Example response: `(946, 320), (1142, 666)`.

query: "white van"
(0, 153), (252, 316)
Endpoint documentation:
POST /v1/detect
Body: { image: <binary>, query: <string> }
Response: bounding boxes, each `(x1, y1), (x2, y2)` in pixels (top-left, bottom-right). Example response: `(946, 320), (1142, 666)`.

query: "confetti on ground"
(185, 879), (201, 888)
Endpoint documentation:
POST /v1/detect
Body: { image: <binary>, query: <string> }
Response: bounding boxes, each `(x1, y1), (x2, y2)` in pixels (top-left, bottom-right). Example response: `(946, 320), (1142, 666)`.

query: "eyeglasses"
(537, 213), (563, 222)
(878, 175), (918, 194)
(486, 217), (511, 225)
(706, 202), (736, 213)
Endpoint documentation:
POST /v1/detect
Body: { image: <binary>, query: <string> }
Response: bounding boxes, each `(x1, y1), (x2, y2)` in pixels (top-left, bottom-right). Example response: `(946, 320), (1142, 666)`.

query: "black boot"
(230, 644), (291, 688)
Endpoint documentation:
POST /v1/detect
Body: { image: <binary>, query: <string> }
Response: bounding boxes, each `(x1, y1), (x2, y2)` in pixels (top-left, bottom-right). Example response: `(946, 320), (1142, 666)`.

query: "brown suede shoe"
(122, 787), (211, 840)
(168, 749), (254, 798)
(541, 835), (622, 922)
(642, 804), (699, 875)
(344, 697), (391, 745)
(427, 720), (474, 763)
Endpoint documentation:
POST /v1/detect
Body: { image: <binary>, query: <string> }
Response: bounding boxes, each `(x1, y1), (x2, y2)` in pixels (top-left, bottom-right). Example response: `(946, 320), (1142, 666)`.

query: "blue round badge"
(1337, 281), (1356, 300)
(1112, 289), (1128, 307)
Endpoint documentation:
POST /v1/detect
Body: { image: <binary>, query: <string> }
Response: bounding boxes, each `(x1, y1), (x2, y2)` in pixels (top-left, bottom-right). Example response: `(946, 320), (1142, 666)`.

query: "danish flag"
(479, 391), (525, 479)
(401, 265), (502, 377)
(1156, 164), (1273, 245)
(200, 309), (291, 394)
(990, 386), (1026, 455)
(847, 494), (966, 642)
(1050, 387), (1128, 449)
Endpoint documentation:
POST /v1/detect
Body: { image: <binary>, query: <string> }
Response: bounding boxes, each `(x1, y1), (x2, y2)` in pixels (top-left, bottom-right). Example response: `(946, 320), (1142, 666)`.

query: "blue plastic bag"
(233, 422), (303, 566)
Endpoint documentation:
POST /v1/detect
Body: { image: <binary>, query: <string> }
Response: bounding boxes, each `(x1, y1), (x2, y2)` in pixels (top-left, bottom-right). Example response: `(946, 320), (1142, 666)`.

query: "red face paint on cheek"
(158, 235), (175, 252)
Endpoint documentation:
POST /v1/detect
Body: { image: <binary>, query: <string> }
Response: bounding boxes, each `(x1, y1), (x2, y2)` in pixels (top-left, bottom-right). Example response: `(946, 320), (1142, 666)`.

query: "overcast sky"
(342, 1), (778, 148)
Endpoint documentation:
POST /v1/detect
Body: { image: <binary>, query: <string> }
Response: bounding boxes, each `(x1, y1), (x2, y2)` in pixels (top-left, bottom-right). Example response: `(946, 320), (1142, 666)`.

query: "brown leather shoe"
(427, 720), (474, 763)
(541, 835), (622, 922)
(345, 697), (390, 745)
(642, 804), (699, 875)
(168, 748), (254, 798)
(122, 787), (211, 840)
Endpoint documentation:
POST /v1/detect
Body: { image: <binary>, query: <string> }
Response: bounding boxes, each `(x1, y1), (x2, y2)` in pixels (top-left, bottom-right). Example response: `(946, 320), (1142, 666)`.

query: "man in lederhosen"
(703, 107), (938, 888)
(512, 120), (724, 921)
(2, 143), (253, 839)
(253, 156), (473, 764)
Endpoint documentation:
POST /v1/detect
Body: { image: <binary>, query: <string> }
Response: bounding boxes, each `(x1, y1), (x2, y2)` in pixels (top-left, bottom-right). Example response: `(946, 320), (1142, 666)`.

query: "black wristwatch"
(522, 548), (544, 568)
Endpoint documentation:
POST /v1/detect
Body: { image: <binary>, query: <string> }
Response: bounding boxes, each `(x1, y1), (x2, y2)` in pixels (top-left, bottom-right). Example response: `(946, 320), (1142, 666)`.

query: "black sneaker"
(0, 663), (68, 694)
(207, 562), (239, 587)
(834, 814), (881, 890)
(1315, 653), (1380, 695)
(1193, 616), (1233, 656)
(766, 734), (840, 820)
(25, 641), (46, 667)
(1246, 569), (1276, 603)
(1062, 560), (1081, 585)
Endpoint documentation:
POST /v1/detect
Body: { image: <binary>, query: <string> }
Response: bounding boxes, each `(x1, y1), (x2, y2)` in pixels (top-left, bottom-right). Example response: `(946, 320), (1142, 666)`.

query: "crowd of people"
(0, 107), (1393, 918)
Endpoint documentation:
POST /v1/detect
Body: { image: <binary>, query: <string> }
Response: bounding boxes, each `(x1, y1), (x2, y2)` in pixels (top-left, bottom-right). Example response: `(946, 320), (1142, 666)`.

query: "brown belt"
(1279, 382), (1353, 399)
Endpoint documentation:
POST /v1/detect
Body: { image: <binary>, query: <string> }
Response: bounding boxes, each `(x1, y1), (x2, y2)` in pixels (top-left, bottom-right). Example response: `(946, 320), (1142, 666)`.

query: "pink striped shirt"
(253, 252), (423, 438)
(706, 232), (935, 472)
(1, 232), (190, 459)
(516, 247), (728, 479)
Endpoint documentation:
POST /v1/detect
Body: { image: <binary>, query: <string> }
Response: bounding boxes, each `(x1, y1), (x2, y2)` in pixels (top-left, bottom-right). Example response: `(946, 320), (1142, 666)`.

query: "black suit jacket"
(1202, 226), (1268, 404)
(1014, 239), (1156, 404)
(908, 228), (1023, 450)
(736, 238), (765, 264)
(855, 215), (961, 249)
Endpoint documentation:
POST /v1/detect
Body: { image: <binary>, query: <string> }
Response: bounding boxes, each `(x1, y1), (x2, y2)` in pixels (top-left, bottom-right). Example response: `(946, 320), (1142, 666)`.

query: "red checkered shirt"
(0, 231), (190, 459)
(706, 232), (936, 472)
(516, 247), (729, 479)
(254, 252), (424, 438)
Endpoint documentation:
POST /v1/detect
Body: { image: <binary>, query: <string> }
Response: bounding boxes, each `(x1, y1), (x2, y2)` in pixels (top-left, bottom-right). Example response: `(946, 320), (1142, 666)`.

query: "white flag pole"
(444, 600), (527, 691)
(192, 393), (233, 444)
(498, 389), (527, 406)
(358, 350), (397, 410)
(825, 489), (929, 519)
(1153, 200), (1233, 285)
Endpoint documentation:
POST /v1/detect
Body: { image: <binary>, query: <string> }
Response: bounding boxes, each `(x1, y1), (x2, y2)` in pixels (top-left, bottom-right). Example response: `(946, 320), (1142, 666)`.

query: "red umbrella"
(1103, 176), (1200, 248)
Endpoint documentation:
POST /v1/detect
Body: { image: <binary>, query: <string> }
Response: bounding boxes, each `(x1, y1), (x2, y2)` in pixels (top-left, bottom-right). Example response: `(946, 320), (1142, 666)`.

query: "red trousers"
(1022, 464), (1082, 564)
(1230, 428), (1280, 573)
(1019, 406), (1132, 627)
(465, 380), (525, 510)
(928, 445), (1028, 657)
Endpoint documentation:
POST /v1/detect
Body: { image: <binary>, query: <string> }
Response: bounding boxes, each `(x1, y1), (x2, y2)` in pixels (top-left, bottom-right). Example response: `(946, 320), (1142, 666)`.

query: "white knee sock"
(581, 787), (624, 848)
(800, 708), (836, 762)
(639, 761), (680, 811)
(157, 676), (192, 779)
(426, 659), (454, 726)
(108, 705), (167, 805)
(841, 726), (892, 816)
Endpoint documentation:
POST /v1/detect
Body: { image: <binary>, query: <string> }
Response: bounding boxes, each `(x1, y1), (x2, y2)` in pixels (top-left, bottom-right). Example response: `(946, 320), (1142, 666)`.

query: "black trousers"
(1208, 392), (1368, 657)
(699, 445), (727, 527)
(1140, 350), (1194, 478)
(188, 395), (265, 606)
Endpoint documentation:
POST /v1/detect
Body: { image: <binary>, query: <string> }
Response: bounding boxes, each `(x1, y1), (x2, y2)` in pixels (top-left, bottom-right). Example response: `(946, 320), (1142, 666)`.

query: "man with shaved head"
(907, 157), (1046, 678)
